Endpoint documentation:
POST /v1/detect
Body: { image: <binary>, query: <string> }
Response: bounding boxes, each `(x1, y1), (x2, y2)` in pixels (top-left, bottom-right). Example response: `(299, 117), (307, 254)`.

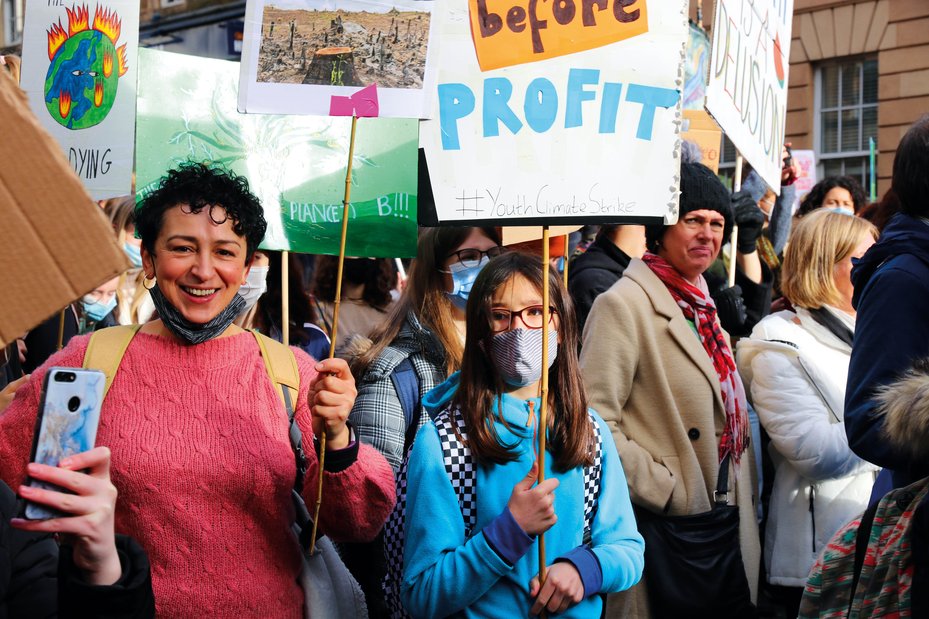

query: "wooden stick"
(561, 233), (569, 288)
(538, 225), (551, 598)
(728, 153), (743, 288)
(56, 308), (67, 351)
(281, 251), (290, 347)
(309, 114), (359, 555)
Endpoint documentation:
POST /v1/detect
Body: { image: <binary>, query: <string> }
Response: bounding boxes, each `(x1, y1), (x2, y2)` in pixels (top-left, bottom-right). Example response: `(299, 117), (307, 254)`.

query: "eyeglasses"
(490, 305), (557, 333)
(446, 246), (506, 268)
(681, 215), (726, 235)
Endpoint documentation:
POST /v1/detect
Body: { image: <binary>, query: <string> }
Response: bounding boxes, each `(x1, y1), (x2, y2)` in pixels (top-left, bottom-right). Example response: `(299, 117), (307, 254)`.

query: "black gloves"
(731, 190), (765, 254)
(712, 284), (748, 333)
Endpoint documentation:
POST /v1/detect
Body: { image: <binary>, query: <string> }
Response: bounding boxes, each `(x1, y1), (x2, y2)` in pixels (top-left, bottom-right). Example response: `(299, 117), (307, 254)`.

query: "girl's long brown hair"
(351, 226), (501, 378)
(453, 252), (593, 472)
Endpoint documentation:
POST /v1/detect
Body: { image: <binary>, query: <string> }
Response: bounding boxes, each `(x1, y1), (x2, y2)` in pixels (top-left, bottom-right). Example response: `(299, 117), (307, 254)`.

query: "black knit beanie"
(646, 162), (733, 253)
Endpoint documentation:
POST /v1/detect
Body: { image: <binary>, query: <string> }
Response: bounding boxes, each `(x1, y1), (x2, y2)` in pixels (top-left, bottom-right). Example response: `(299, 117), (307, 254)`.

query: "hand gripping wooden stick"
(309, 115), (359, 555)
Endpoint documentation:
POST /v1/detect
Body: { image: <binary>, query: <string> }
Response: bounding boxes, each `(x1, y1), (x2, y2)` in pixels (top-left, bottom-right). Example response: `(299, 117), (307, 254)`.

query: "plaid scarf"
(642, 253), (750, 465)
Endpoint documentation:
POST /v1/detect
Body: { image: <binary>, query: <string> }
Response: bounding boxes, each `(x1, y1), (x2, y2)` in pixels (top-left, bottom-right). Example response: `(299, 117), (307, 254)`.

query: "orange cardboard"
(469, 0), (649, 71)
(0, 73), (128, 348)
(682, 109), (722, 173)
(501, 225), (580, 247)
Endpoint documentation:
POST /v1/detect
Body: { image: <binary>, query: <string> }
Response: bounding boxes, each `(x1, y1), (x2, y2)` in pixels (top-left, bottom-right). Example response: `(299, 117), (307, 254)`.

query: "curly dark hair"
(135, 162), (267, 261)
(311, 256), (397, 309)
(797, 176), (867, 217)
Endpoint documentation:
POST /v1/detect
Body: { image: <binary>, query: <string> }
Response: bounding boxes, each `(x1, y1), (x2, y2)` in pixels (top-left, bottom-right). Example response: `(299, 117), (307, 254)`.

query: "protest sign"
(0, 72), (128, 348)
(789, 149), (816, 213)
(706, 0), (794, 193)
(19, 1), (139, 200)
(684, 22), (711, 111)
(420, 0), (688, 227)
(682, 109), (721, 173)
(237, 0), (439, 119)
(136, 49), (418, 258)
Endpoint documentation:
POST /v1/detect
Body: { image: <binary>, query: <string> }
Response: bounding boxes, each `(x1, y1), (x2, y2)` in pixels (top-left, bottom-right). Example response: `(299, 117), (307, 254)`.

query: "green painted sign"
(135, 48), (419, 257)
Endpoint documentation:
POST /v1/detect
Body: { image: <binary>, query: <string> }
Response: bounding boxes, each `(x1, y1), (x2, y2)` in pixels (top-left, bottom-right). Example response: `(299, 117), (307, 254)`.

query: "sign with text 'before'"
(470, 0), (649, 71)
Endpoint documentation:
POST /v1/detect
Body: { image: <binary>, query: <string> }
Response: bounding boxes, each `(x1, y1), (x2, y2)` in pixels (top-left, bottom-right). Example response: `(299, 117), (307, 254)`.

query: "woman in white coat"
(737, 209), (880, 618)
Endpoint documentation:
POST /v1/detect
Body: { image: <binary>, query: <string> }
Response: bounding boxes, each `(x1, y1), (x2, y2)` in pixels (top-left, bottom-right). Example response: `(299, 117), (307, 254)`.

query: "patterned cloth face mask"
(149, 284), (246, 345)
(487, 328), (558, 387)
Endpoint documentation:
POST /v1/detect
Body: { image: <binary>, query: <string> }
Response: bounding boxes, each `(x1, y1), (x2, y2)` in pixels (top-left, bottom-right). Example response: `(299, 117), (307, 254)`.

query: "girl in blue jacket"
(401, 251), (643, 618)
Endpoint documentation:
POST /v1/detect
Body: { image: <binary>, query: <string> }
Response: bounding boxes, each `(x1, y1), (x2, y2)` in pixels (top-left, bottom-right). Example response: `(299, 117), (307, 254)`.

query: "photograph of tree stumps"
(256, 3), (431, 89)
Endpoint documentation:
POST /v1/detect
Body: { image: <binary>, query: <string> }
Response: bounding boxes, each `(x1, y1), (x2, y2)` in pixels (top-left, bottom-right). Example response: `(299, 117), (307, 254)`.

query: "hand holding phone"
(13, 446), (123, 585)
(781, 143), (799, 186)
(22, 367), (104, 520)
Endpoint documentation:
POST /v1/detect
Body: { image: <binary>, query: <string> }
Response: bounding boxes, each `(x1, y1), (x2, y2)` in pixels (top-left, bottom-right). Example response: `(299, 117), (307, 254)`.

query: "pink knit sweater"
(0, 331), (395, 617)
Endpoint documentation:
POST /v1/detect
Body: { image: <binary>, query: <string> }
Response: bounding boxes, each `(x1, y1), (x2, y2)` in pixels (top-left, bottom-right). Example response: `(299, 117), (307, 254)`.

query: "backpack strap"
(434, 409), (476, 538)
(582, 412), (603, 545)
(250, 331), (310, 532)
(390, 357), (421, 450)
(252, 330), (300, 408)
(849, 498), (881, 612)
(82, 325), (142, 397)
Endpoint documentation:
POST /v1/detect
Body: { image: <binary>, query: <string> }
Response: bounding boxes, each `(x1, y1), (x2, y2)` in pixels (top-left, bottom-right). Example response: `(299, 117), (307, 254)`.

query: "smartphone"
(21, 367), (105, 520)
(783, 144), (794, 168)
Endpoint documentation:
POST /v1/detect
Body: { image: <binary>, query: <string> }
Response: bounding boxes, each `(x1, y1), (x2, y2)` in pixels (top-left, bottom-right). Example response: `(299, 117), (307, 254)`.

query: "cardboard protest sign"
(706, 0), (794, 193)
(19, 1), (139, 200)
(682, 109), (721, 173)
(683, 21), (711, 111)
(237, 0), (438, 119)
(0, 73), (128, 348)
(420, 0), (688, 227)
(136, 49), (418, 258)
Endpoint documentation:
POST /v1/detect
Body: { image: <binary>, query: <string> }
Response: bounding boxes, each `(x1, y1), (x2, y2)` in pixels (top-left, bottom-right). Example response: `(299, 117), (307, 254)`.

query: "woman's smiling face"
(141, 204), (250, 325)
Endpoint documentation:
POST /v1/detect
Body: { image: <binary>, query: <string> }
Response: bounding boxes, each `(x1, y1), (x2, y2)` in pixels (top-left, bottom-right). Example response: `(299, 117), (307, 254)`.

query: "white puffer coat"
(737, 308), (879, 587)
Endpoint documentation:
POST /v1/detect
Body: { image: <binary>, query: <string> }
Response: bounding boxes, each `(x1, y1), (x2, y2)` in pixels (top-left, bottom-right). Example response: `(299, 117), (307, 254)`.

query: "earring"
(142, 275), (156, 290)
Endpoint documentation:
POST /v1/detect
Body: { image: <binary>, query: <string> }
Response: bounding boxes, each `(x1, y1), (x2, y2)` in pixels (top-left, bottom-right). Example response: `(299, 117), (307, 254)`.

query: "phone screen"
(21, 367), (105, 520)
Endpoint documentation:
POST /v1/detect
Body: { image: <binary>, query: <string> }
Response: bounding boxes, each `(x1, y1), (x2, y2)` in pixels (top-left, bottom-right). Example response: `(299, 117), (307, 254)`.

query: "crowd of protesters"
(4, 43), (929, 618)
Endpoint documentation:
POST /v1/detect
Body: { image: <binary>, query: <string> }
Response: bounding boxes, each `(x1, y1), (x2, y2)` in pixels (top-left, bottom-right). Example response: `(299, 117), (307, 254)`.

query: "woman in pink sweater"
(0, 163), (396, 617)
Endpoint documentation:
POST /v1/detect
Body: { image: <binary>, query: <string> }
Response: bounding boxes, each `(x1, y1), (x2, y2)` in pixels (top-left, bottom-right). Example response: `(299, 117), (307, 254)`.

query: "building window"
(2, 0), (24, 46)
(816, 58), (878, 188)
(717, 135), (738, 189)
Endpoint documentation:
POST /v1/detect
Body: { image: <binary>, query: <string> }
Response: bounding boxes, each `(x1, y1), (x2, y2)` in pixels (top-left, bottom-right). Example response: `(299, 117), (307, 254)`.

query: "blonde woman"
(737, 209), (881, 618)
(103, 196), (155, 324)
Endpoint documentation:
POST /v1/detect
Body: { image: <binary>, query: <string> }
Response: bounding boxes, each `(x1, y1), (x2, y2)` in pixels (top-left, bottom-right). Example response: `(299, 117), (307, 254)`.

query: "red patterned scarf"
(642, 253), (750, 464)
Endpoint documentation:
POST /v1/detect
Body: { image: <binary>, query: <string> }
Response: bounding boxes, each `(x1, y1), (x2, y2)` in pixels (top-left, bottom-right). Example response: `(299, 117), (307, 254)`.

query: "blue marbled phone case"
(24, 367), (105, 520)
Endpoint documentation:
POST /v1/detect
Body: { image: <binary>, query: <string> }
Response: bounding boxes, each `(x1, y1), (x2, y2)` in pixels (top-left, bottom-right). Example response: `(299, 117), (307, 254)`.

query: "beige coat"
(579, 259), (759, 618)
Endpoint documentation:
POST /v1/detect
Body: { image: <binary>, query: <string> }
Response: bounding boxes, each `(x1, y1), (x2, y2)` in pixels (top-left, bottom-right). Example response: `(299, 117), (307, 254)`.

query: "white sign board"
(420, 0), (688, 226)
(19, 1), (139, 200)
(706, 0), (794, 193)
(237, 0), (439, 119)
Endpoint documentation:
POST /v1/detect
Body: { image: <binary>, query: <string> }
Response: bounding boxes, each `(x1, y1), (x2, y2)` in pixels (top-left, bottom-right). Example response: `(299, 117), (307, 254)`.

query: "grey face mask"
(488, 328), (558, 387)
(149, 283), (246, 345)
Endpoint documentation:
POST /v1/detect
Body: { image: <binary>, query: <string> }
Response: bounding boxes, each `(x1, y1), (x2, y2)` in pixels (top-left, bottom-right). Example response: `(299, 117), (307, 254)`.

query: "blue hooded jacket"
(400, 373), (643, 618)
(845, 212), (929, 491)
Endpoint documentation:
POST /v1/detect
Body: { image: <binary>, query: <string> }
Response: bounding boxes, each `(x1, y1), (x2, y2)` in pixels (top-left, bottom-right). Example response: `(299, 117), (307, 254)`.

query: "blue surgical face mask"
(124, 242), (143, 268)
(444, 256), (489, 310)
(82, 294), (117, 322)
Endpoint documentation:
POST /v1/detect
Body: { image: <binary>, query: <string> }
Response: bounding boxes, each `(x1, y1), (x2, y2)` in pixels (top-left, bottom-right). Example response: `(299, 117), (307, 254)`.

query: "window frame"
(813, 56), (878, 182)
